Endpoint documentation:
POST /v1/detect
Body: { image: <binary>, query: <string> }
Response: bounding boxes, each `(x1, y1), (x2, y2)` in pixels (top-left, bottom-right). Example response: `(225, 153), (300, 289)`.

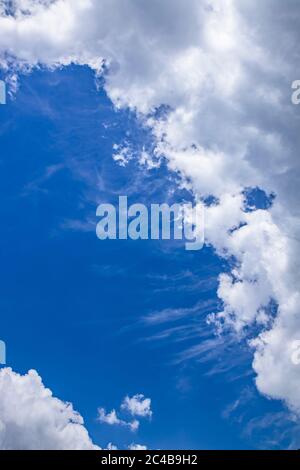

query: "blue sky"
(0, 65), (294, 450)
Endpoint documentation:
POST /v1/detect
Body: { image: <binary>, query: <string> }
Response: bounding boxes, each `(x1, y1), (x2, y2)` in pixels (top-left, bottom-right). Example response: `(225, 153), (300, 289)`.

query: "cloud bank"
(1, 0), (300, 414)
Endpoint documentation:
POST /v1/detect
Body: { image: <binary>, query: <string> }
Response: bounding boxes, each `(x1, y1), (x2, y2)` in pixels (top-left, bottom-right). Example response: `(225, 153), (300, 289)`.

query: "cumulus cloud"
(0, 368), (98, 450)
(106, 442), (118, 450)
(97, 408), (139, 432)
(121, 394), (152, 419)
(98, 393), (152, 432)
(0, 0), (300, 415)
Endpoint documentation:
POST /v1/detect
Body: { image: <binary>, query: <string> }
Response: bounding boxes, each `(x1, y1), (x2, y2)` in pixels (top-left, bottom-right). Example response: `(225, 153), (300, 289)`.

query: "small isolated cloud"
(0, 368), (98, 450)
(129, 420), (140, 432)
(121, 394), (152, 419)
(97, 408), (121, 426)
(128, 443), (148, 450)
(97, 393), (153, 435)
(112, 143), (133, 167)
(97, 407), (139, 432)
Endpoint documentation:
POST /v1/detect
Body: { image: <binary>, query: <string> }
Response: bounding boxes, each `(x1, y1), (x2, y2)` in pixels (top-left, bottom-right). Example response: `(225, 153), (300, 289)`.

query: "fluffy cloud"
(106, 442), (118, 450)
(128, 443), (148, 450)
(0, 368), (98, 450)
(0, 0), (300, 414)
(0, 367), (147, 449)
(98, 393), (152, 432)
(121, 394), (152, 419)
(97, 408), (139, 432)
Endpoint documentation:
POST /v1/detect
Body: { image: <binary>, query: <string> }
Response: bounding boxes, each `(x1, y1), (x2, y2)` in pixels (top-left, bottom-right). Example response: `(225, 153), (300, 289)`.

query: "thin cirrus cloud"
(0, 0), (300, 420)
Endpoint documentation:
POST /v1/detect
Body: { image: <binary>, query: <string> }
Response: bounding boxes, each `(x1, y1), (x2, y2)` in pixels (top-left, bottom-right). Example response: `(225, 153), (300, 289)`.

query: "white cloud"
(0, 0), (300, 415)
(112, 143), (133, 167)
(121, 394), (152, 419)
(97, 408), (121, 426)
(97, 407), (139, 432)
(0, 367), (99, 450)
(98, 393), (152, 432)
(128, 443), (148, 450)
(106, 442), (118, 450)
(0, 367), (146, 449)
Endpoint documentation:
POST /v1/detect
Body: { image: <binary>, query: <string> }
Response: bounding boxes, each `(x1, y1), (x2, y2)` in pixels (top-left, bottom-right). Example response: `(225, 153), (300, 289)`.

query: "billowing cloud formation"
(0, 368), (98, 450)
(121, 394), (152, 418)
(0, 0), (300, 413)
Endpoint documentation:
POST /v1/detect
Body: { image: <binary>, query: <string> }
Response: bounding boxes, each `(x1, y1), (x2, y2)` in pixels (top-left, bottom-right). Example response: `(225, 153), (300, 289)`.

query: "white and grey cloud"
(97, 393), (152, 432)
